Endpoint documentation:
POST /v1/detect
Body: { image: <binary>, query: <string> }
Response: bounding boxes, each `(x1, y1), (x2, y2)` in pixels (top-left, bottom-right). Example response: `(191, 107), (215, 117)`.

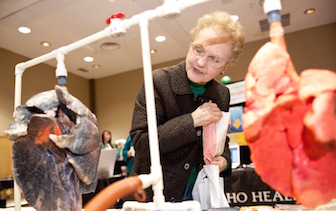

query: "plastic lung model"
(242, 22), (336, 208)
(4, 85), (101, 211)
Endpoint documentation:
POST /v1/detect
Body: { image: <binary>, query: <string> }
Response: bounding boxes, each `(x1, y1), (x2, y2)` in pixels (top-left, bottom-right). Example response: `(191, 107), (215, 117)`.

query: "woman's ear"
(219, 62), (231, 76)
(221, 62), (232, 74)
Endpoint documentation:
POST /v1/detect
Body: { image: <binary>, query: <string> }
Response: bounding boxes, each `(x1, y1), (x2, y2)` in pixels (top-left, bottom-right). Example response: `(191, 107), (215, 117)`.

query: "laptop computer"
(229, 142), (241, 169)
(97, 148), (118, 178)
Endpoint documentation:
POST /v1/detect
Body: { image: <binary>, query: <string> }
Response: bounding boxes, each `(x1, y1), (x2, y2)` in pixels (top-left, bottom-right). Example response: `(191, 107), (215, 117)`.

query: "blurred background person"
(122, 134), (135, 176)
(101, 130), (113, 150)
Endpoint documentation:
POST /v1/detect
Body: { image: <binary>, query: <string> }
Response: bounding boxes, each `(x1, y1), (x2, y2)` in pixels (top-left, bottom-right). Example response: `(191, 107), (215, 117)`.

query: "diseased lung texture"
(4, 85), (101, 211)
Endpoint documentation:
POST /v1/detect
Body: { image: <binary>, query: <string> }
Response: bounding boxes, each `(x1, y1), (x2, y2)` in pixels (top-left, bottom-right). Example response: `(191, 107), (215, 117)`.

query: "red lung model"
(243, 22), (336, 208)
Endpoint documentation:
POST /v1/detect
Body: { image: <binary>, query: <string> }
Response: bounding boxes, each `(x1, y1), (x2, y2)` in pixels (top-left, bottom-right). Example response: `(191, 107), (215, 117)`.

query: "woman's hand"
(192, 101), (222, 128)
(127, 146), (135, 158)
(204, 155), (228, 172)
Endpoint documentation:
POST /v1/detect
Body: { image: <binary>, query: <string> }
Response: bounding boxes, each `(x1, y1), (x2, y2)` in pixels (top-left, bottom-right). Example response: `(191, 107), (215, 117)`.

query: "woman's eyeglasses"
(190, 43), (227, 69)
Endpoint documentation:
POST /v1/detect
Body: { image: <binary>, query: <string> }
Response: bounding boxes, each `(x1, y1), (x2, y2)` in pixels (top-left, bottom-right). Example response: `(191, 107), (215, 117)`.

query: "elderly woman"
(129, 11), (245, 202)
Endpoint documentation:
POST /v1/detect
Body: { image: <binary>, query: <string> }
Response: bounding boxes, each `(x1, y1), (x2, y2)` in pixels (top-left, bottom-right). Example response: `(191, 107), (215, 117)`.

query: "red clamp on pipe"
(106, 12), (125, 25)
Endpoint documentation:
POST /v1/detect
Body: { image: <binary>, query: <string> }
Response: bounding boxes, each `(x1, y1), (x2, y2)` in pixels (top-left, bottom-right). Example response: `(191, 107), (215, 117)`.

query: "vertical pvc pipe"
(139, 18), (165, 208)
(14, 65), (24, 211)
(14, 66), (23, 109)
(55, 51), (68, 86)
(13, 173), (21, 210)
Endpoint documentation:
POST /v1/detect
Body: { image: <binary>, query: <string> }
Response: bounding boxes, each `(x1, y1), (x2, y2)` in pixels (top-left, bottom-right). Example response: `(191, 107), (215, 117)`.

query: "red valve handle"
(106, 12), (125, 25)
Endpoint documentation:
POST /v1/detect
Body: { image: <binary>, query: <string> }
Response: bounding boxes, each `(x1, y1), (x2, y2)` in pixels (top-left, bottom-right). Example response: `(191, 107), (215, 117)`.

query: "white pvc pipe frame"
(12, 0), (210, 210)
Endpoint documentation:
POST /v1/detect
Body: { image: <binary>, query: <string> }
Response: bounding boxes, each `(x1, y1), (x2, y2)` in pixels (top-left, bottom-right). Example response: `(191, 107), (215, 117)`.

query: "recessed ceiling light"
(155, 35), (166, 42)
(231, 15), (239, 21)
(150, 49), (157, 54)
(304, 8), (315, 15)
(41, 41), (51, 47)
(93, 64), (101, 69)
(84, 56), (94, 62)
(18, 26), (31, 34)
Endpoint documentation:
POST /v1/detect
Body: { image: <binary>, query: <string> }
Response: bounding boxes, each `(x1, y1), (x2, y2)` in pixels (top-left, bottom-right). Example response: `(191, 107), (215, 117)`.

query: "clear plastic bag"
(192, 165), (230, 209)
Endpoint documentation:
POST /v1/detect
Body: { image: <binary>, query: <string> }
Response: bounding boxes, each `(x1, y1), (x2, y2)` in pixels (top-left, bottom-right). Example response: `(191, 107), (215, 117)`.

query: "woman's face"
(103, 132), (111, 144)
(186, 27), (232, 85)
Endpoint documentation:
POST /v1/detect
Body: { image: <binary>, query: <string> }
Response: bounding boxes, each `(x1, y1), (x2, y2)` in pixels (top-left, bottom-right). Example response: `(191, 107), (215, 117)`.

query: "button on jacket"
(130, 60), (232, 202)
